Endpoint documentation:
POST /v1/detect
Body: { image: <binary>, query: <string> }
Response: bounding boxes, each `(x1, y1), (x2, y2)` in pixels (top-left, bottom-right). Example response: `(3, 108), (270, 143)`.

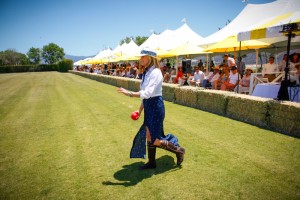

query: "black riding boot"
(139, 142), (157, 170)
(160, 140), (185, 165)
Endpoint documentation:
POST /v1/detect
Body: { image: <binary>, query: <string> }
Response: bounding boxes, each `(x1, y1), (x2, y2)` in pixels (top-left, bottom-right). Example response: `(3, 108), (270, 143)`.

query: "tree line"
(0, 35), (148, 66)
(0, 43), (65, 66)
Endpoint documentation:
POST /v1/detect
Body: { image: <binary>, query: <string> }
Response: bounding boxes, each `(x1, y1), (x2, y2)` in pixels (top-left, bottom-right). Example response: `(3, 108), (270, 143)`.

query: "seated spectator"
(262, 56), (278, 82)
(170, 66), (176, 75)
(128, 65), (137, 78)
(120, 67), (126, 77)
(289, 52), (299, 73)
(238, 67), (253, 93)
(136, 65), (144, 79)
(290, 63), (300, 85)
(278, 54), (288, 72)
(173, 66), (184, 84)
(221, 66), (239, 91)
(215, 66), (229, 90)
(163, 64), (172, 83)
(189, 67), (205, 86)
(202, 66), (220, 88)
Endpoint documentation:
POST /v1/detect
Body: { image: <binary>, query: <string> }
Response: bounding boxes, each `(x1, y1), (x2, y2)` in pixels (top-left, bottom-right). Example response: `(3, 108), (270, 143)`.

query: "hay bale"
(162, 83), (177, 102)
(226, 94), (269, 127)
(116, 77), (129, 89)
(104, 76), (117, 86)
(268, 101), (300, 137)
(196, 90), (228, 115)
(174, 86), (198, 108)
(68, 71), (300, 137)
(128, 79), (140, 92)
(95, 74), (105, 83)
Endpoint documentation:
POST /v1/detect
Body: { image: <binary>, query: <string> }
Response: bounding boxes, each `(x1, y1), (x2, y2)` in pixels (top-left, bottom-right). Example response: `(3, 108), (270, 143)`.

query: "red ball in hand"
(131, 111), (139, 120)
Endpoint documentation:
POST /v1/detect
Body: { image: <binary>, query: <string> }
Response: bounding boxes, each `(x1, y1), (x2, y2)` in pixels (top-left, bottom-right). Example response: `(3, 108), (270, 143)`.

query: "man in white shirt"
(262, 56), (278, 82)
(189, 67), (205, 86)
(224, 54), (236, 69)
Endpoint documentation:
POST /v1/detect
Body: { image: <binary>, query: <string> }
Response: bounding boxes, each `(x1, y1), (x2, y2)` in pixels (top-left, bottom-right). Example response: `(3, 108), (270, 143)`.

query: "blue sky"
(0, 0), (275, 56)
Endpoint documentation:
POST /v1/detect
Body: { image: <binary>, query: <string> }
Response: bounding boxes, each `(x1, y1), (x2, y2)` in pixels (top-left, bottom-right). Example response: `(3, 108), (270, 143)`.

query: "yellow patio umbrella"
(156, 48), (175, 58)
(118, 54), (140, 61)
(168, 43), (210, 56)
(204, 35), (270, 53)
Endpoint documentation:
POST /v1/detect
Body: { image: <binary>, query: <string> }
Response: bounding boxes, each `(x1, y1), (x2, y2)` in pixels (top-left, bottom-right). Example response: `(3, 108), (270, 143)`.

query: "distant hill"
(65, 54), (94, 62)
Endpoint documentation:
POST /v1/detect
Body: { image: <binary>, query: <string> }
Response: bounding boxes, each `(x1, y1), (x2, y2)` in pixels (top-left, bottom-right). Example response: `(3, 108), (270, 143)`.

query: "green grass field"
(0, 72), (299, 200)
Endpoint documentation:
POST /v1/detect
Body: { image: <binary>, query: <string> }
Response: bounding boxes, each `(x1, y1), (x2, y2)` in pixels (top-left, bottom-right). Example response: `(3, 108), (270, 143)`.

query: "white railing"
(249, 71), (297, 95)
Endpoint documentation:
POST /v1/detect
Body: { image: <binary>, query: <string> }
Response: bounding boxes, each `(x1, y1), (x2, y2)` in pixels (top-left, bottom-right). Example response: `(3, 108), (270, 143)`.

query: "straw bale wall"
(70, 71), (300, 137)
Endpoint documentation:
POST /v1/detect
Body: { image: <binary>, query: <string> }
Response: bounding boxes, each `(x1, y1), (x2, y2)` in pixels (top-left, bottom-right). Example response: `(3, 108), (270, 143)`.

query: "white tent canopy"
(139, 33), (159, 50)
(140, 23), (204, 51)
(201, 0), (300, 47)
(116, 40), (139, 56)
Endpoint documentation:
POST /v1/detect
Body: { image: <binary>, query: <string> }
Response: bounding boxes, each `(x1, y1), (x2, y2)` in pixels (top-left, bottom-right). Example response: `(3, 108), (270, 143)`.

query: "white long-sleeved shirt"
(262, 62), (278, 76)
(193, 71), (205, 82)
(140, 66), (162, 99)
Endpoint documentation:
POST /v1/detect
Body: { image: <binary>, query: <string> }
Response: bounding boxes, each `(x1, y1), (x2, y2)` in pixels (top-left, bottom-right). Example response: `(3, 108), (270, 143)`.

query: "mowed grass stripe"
(0, 72), (299, 200)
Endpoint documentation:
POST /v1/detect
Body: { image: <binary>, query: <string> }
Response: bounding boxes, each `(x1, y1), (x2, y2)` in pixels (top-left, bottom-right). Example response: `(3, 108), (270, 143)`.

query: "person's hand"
(135, 110), (140, 116)
(117, 87), (128, 96)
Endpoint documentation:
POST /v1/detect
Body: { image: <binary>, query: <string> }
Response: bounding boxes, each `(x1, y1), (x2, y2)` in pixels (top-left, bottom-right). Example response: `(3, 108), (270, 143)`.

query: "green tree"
(58, 59), (73, 72)
(119, 36), (148, 46)
(134, 36), (148, 46)
(42, 43), (65, 64)
(27, 47), (41, 64)
(120, 36), (133, 45)
(0, 49), (30, 65)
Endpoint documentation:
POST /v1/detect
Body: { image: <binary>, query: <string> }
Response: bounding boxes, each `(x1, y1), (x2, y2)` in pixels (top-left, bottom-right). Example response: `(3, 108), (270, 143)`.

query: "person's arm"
(117, 87), (140, 98)
(138, 102), (144, 114)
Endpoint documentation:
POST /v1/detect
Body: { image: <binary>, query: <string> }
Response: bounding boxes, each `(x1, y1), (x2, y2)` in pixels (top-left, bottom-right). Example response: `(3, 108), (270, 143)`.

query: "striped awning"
(238, 12), (300, 41)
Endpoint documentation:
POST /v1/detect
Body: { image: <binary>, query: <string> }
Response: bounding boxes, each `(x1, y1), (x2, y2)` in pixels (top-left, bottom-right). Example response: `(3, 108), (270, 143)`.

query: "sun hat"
(231, 66), (237, 70)
(135, 47), (157, 57)
(245, 67), (253, 72)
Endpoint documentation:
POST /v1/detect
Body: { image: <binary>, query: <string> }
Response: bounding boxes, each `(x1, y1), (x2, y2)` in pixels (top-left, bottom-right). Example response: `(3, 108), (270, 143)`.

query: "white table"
(252, 83), (300, 102)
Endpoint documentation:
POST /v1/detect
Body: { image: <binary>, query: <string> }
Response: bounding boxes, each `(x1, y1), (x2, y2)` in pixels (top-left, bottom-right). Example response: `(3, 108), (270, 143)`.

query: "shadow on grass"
(102, 155), (180, 187)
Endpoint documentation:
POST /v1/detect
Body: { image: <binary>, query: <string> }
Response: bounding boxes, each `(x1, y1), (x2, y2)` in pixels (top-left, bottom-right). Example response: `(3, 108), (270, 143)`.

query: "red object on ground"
(131, 111), (139, 120)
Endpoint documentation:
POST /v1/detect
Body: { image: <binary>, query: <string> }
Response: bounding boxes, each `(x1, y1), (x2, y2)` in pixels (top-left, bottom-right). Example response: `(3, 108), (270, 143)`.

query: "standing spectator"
(117, 48), (185, 169)
(236, 57), (246, 77)
(262, 56), (278, 82)
(224, 54), (236, 69)
(210, 60), (215, 68)
(198, 59), (203, 70)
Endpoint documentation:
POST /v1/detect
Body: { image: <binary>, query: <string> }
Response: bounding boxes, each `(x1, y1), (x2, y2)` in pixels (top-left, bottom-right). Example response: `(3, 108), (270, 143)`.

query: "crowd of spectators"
(74, 52), (299, 94)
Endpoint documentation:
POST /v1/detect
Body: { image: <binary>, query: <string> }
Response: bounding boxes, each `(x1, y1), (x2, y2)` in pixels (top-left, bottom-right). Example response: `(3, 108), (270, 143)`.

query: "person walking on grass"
(117, 48), (185, 170)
